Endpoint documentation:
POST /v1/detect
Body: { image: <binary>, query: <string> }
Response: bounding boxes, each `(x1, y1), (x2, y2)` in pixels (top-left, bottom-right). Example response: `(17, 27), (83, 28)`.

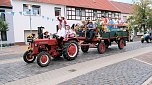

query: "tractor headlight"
(35, 44), (38, 47)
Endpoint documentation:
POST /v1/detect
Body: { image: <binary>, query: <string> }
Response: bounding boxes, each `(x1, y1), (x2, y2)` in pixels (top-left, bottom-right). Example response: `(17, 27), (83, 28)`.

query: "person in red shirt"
(57, 16), (67, 28)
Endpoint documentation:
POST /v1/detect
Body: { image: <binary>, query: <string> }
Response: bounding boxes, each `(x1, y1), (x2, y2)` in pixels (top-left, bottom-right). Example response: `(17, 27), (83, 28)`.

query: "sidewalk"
(0, 45), (27, 56)
(4, 46), (152, 85)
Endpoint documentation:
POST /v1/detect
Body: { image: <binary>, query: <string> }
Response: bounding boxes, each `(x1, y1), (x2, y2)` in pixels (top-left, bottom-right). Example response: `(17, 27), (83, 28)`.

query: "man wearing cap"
(44, 31), (50, 38)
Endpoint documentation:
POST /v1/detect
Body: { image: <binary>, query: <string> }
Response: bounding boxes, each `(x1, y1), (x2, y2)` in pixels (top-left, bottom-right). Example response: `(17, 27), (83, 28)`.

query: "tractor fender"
(63, 38), (79, 42)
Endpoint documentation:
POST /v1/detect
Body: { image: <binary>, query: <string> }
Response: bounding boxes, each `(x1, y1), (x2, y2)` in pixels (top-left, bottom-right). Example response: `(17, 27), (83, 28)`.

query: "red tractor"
(23, 27), (79, 67)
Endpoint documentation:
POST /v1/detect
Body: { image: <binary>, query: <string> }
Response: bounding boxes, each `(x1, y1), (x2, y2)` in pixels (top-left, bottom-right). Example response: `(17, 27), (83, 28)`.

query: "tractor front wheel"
(37, 52), (51, 67)
(97, 42), (106, 54)
(63, 40), (79, 61)
(23, 51), (36, 63)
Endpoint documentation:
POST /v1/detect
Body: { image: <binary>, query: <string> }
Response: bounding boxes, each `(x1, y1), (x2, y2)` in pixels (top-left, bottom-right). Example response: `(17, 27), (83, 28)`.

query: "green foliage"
(128, 0), (152, 32)
(0, 18), (8, 31)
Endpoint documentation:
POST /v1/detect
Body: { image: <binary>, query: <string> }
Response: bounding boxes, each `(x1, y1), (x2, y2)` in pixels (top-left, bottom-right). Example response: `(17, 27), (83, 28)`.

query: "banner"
(0, 11), (56, 21)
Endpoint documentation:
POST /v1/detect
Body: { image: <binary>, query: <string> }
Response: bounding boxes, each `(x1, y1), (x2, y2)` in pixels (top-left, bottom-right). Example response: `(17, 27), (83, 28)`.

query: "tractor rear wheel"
(118, 39), (125, 50)
(37, 52), (51, 67)
(97, 42), (106, 54)
(63, 40), (79, 61)
(23, 51), (36, 63)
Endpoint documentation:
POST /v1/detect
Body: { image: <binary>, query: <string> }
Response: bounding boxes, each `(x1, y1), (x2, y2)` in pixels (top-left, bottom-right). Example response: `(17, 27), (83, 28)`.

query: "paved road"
(0, 42), (152, 84)
(59, 59), (152, 85)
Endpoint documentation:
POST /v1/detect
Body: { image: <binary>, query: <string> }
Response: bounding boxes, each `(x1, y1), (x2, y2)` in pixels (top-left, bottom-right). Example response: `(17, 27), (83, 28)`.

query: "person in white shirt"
(57, 24), (66, 38)
(65, 25), (76, 38)
(113, 17), (118, 28)
(53, 24), (66, 48)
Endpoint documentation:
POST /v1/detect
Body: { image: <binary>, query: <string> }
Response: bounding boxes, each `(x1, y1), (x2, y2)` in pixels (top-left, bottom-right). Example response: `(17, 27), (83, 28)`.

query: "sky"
(111, 0), (133, 4)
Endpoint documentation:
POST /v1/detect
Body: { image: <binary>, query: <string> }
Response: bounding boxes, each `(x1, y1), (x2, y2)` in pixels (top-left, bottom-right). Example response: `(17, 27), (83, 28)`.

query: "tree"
(131, 0), (152, 33)
(0, 17), (8, 42)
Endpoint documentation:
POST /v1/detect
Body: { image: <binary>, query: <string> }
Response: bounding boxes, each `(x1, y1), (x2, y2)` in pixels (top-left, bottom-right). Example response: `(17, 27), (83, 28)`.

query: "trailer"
(77, 29), (129, 54)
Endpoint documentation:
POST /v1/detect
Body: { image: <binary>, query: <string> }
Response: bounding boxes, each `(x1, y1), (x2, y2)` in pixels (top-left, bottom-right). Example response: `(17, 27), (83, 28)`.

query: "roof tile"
(110, 1), (133, 14)
(18, 0), (120, 12)
(0, 0), (11, 7)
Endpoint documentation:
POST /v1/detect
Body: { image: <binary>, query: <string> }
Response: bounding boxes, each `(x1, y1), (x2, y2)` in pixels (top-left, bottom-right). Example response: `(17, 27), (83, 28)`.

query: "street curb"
(142, 76), (152, 85)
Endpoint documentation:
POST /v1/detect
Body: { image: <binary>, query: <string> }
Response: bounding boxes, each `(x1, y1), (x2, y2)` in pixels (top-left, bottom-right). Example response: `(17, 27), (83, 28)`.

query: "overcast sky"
(111, 0), (133, 4)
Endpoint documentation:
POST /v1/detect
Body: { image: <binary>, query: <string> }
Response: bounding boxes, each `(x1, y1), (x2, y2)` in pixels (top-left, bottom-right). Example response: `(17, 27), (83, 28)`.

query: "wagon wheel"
(81, 42), (89, 53)
(105, 44), (109, 49)
(97, 42), (106, 54)
(141, 39), (144, 43)
(146, 38), (151, 43)
(23, 51), (36, 63)
(118, 39), (124, 50)
(37, 52), (51, 67)
(63, 40), (79, 61)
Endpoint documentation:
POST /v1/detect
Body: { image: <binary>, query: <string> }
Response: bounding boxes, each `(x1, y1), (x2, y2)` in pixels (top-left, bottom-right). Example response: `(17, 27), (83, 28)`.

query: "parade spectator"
(57, 16), (67, 28)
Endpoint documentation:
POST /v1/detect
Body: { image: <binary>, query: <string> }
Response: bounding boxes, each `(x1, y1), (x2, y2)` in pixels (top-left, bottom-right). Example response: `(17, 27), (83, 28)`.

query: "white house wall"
(121, 13), (131, 21)
(12, 0), (65, 43)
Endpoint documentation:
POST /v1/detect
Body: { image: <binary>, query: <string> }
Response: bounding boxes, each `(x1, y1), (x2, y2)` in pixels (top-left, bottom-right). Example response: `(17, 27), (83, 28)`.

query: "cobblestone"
(0, 42), (152, 84)
(59, 59), (152, 85)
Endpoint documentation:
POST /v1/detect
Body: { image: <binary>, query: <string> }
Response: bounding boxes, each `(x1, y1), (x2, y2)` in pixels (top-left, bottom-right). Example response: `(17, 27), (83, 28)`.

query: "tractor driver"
(54, 24), (66, 48)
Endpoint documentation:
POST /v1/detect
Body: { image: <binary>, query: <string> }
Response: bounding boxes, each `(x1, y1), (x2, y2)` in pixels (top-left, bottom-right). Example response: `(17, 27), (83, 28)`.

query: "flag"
(42, 16), (45, 18)
(19, 12), (22, 15)
(11, 12), (15, 16)
(47, 17), (49, 20)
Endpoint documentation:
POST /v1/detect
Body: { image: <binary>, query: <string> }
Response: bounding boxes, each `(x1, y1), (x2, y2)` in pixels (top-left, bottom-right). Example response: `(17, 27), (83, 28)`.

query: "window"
(66, 7), (120, 21)
(1, 31), (7, 41)
(67, 7), (76, 20)
(123, 16), (127, 22)
(32, 5), (41, 16)
(55, 7), (61, 16)
(81, 9), (85, 16)
(86, 9), (93, 20)
(76, 8), (81, 16)
(23, 4), (41, 16)
(93, 10), (97, 17)
(75, 8), (81, 20)
(0, 10), (5, 21)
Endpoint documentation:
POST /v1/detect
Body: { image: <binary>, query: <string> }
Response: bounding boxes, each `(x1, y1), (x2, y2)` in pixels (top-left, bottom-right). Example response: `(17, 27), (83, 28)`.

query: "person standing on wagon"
(57, 15), (67, 28)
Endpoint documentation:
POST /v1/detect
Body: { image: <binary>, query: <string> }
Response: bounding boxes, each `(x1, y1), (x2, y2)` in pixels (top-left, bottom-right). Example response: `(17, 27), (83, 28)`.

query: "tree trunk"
(143, 24), (146, 33)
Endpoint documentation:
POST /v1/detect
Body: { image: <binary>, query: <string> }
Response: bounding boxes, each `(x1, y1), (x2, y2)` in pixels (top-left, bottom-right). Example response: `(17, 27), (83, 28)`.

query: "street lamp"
(27, 4), (32, 34)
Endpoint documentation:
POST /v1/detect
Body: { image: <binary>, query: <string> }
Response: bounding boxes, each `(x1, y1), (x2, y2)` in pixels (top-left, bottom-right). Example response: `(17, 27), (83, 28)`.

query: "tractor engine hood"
(34, 38), (58, 45)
